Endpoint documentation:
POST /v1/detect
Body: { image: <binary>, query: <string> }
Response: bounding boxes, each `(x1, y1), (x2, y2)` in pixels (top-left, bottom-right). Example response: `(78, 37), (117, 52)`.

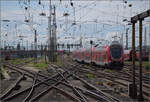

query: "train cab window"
(110, 45), (122, 59)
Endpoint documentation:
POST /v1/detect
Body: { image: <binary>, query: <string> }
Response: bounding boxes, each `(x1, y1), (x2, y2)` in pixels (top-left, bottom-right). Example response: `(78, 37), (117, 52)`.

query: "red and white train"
(124, 46), (150, 61)
(124, 50), (135, 61)
(72, 41), (124, 69)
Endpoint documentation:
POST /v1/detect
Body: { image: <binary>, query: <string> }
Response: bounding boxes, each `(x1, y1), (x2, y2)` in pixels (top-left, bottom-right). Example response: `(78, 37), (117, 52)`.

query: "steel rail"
(29, 85), (81, 102)
(34, 64), (108, 102)
(23, 73), (38, 102)
(29, 74), (74, 102)
(59, 81), (114, 102)
(58, 71), (88, 102)
(119, 69), (150, 89)
(72, 74), (121, 102)
(8, 64), (48, 79)
(51, 64), (119, 102)
(64, 61), (131, 100)
(1, 71), (69, 102)
(63, 57), (150, 100)
(53, 86), (82, 102)
(54, 62), (120, 102)
(6, 63), (65, 85)
(78, 63), (150, 98)
(123, 65), (150, 81)
(81, 66), (150, 98)
(0, 74), (25, 100)
(4, 64), (50, 86)
(29, 68), (116, 102)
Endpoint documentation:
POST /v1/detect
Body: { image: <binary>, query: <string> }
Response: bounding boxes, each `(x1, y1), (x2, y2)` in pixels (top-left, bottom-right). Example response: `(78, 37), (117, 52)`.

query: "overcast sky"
(1, 0), (150, 48)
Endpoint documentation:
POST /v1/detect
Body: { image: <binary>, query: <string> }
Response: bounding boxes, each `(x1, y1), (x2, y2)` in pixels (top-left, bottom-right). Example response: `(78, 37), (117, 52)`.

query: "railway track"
(50, 63), (131, 101)
(1, 63), (74, 102)
(1, 56), (149, 101)
(49, 64), (121, 102)
(1, 61), (121, 102)
(58, 56), (150, 101)
(123, 65), (150, 84)
(83, 64), (149, 100)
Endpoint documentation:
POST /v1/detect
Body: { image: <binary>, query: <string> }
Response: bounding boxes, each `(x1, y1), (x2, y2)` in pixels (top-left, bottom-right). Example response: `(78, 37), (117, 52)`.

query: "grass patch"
(104, 69), (114, 73)
(24, 57), (49, 70)
(9, 59), (25, 65)
(26, 61), (49, 70)
(8, 58), (34, 65)
(107, 82), (116, 87)
(85, 73), (96, 78)
(88, 63), (93, 67)
(33, 62), (48, 70)
(25, 62), (35, 67)
(145, 63), (150, 70)
(0, 65), (6, 79)
(97, 81), (103, 86)
(125, 61), (150, 70)
(55, 57), (64, 66)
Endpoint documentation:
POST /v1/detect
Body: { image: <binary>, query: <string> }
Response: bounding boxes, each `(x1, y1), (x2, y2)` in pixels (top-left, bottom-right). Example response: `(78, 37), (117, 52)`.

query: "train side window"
(104, 52), (106, 59)
(100, 53), (103, 61)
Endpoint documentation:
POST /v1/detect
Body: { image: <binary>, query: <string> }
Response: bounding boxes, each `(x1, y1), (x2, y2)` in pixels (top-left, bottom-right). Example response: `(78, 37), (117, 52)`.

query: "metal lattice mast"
(54, 6), (57, 60)
(52, 6), (57, 62)
(48, 0), (52, 61)
(34, 30), (37, 63)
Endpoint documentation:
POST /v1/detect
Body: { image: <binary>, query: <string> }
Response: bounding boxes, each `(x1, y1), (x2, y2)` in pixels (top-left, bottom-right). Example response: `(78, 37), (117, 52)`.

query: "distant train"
(4, 52), (11, 60)
(136, 51), (149, 61)
(124, 50), (136, 61)
(124, 46), (150, 61)
(2, 50), (40, 60)
(136, 46), (150, 61)
(72, 41), (124, 69)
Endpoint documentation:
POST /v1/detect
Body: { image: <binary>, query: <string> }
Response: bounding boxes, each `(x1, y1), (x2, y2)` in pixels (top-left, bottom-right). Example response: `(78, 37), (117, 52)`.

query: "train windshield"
(110, 45), (122, 59)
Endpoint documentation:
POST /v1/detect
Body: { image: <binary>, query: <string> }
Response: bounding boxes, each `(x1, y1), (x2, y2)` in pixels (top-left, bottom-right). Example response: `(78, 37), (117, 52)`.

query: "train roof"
(94, 41), (121, 48)
(110, 41), (121, 46)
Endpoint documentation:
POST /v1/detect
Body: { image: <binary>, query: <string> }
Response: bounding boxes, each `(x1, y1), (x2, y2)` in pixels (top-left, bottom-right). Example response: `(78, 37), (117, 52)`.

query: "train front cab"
(107, 42), (124, 69)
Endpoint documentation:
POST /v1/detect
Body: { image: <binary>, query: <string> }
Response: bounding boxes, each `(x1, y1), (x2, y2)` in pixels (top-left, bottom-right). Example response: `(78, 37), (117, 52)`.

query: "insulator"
(39, 12), (46, 16)
(90, 40), (93, 44)
(25, 7), (28, 10)
(72, 22), (76, 25)
(129, 4), (132, 7)
(39, 0), (41, 5)
(71, 2), (73, 6)
(63, 13), (69, 16)
(24, 19), (29, 22)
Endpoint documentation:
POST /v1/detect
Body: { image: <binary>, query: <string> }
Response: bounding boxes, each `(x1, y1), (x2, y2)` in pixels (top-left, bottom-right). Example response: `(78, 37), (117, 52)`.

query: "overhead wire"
(57, 1), (98, 36)
(18, 1), (134, 45)
(56, 0), (98, 34)
(57, 1), (97, 19)
(58, 1), (126, 35)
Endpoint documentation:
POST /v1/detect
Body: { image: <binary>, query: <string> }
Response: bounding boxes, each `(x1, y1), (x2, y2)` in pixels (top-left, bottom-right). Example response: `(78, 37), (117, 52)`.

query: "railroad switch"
(22, 76), (27, 80)
(13, 85), (21, 90)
